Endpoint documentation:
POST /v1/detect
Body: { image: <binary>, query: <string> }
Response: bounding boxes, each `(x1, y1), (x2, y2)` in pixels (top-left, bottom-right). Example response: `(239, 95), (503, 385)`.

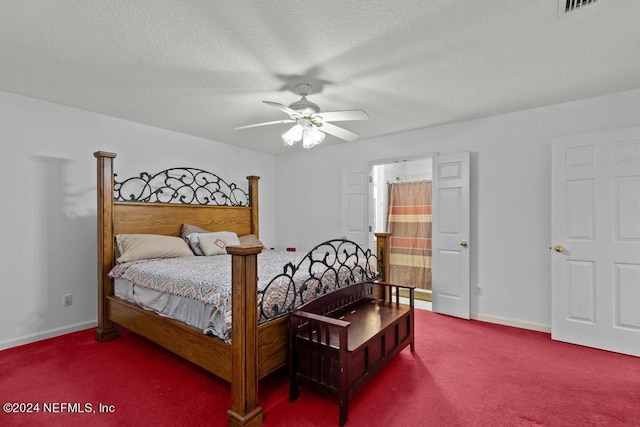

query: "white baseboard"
(471, 312), (551, 334)
(0, 320), (97, 351)
(0, 314), (549, 351)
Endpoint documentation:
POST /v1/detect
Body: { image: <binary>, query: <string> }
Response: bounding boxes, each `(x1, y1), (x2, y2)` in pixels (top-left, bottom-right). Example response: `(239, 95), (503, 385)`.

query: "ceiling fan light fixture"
(282, 119), (325, 148)
(238, 82), (368, 148)
(282, 123), (303, 146)
(302, 126), (325, 148)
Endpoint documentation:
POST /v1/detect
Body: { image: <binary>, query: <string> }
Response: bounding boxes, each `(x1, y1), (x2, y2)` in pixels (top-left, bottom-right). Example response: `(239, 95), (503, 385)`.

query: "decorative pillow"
(180, 223), (209, 241)
(198, 235), (231, 256)
(186, 231), (241, 256)
(238, 234), (264, 247)
(116, 234), (194, 263)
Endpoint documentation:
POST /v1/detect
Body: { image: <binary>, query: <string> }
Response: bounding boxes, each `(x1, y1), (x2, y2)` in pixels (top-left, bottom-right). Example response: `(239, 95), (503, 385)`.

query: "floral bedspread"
(108, 249), (377, 342)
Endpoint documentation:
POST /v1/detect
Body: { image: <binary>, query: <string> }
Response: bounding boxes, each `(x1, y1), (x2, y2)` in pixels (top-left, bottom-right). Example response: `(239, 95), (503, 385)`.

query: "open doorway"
(371, 157), (433, 302)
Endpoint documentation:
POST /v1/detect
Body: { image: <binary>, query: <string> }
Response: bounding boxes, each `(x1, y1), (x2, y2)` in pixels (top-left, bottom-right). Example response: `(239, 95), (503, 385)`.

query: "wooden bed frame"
(94, 151), (390, 426)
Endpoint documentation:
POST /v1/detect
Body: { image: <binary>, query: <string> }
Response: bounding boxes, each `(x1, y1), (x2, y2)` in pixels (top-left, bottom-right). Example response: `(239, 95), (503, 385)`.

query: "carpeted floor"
(1, 310), (639, 426)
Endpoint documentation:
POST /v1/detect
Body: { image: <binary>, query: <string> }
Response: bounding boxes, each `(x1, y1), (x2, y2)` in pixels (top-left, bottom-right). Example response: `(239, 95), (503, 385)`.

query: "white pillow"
(186, 231), (240, 256)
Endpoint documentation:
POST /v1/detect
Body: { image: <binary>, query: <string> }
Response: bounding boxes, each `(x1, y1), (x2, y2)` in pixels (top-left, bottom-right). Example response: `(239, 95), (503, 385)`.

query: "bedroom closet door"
(551, 127), (640, 357)
(431, 151), (470, 319)
(341, 165), (370, 249)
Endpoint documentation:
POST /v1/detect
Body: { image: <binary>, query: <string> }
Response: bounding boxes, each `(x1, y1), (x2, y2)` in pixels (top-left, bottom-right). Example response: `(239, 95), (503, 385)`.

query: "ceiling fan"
(235, 83), (369, 148)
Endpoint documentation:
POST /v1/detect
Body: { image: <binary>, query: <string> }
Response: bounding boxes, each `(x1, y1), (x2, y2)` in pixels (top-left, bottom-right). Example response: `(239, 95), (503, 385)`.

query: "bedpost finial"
(94, 151), (117, 159)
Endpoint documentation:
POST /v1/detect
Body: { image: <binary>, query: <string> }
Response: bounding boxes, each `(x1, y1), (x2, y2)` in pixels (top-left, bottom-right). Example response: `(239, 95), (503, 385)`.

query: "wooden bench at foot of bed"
(289, 280), (415, 426)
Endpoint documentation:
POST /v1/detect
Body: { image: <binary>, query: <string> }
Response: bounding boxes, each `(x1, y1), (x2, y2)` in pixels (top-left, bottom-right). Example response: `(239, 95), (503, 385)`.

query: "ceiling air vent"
(559, 0), (599, 17)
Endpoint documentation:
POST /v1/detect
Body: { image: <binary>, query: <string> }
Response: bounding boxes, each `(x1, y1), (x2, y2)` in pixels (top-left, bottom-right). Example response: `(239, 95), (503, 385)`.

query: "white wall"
(383, 159), (432, 182)
(0, 91), (277, 349)
(3, 87), (640, 348)
(274, 88), (640, 330)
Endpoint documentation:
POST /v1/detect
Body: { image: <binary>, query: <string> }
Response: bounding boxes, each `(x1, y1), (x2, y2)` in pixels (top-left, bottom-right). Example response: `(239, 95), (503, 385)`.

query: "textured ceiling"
(1, 1), (640, 155)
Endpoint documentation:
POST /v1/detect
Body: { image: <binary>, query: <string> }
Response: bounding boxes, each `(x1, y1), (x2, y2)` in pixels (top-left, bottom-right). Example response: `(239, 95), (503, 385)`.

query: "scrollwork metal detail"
(257, 239), (380, 323)
(114, 167), (250, 206)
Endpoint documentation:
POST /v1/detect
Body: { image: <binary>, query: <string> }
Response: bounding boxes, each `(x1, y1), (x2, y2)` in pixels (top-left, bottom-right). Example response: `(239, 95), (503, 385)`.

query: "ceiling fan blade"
(262, 101), (301, 118)
(234, 119), (295, 130)
(314, 109), (369, 122)
(320, 122), (360, 142)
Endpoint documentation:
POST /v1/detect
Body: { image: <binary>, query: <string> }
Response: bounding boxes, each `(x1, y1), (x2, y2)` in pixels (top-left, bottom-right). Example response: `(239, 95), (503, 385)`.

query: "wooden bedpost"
(374, 232), (391, 300)
(375, 232), (391, 282)
(94, 151), (119, 342)
(247, 176), (260, 238)
(227, 244), (264, 427)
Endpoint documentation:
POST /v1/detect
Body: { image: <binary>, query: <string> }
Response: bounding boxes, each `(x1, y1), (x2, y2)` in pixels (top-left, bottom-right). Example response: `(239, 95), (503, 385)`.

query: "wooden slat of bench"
(296, 299), (411, 352)
(342, 300), (410, 351)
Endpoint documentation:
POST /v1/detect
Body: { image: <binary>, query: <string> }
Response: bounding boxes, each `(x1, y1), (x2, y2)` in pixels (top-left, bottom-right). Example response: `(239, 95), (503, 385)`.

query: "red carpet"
(1, 310), (639, 426)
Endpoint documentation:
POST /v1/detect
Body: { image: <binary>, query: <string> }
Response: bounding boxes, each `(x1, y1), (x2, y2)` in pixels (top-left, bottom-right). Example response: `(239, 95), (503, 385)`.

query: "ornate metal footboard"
(258, 239), (380, 323)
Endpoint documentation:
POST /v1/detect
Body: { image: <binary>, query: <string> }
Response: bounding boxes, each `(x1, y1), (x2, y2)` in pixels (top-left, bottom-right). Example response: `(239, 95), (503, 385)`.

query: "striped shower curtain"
(387, 181), (432, 290)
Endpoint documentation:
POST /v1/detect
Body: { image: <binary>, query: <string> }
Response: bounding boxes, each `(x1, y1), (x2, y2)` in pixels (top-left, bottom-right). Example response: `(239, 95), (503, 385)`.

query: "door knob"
(554, 245), (564, 253)
(460, 240), (468, 247)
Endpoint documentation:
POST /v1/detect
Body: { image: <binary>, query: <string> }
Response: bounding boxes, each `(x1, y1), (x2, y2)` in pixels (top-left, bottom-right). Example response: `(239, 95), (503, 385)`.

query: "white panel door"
(552, 126), (640, 356)
(341, 165), (370, 249)
(432, 151), (470, 319)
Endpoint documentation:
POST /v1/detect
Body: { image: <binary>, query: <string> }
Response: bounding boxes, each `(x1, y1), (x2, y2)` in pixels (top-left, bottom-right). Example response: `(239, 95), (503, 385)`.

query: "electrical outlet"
(63, 294), (73, 307)
(475, 286), (483, 296)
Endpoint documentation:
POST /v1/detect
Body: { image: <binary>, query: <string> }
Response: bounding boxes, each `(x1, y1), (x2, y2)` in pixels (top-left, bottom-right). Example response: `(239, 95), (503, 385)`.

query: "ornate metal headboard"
(114, 167), (251, 206)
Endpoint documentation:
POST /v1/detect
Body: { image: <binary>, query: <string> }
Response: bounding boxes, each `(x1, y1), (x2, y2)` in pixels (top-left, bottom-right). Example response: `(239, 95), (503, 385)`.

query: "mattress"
(114, 277), (226, 337)
(109, 248), (377, 342)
